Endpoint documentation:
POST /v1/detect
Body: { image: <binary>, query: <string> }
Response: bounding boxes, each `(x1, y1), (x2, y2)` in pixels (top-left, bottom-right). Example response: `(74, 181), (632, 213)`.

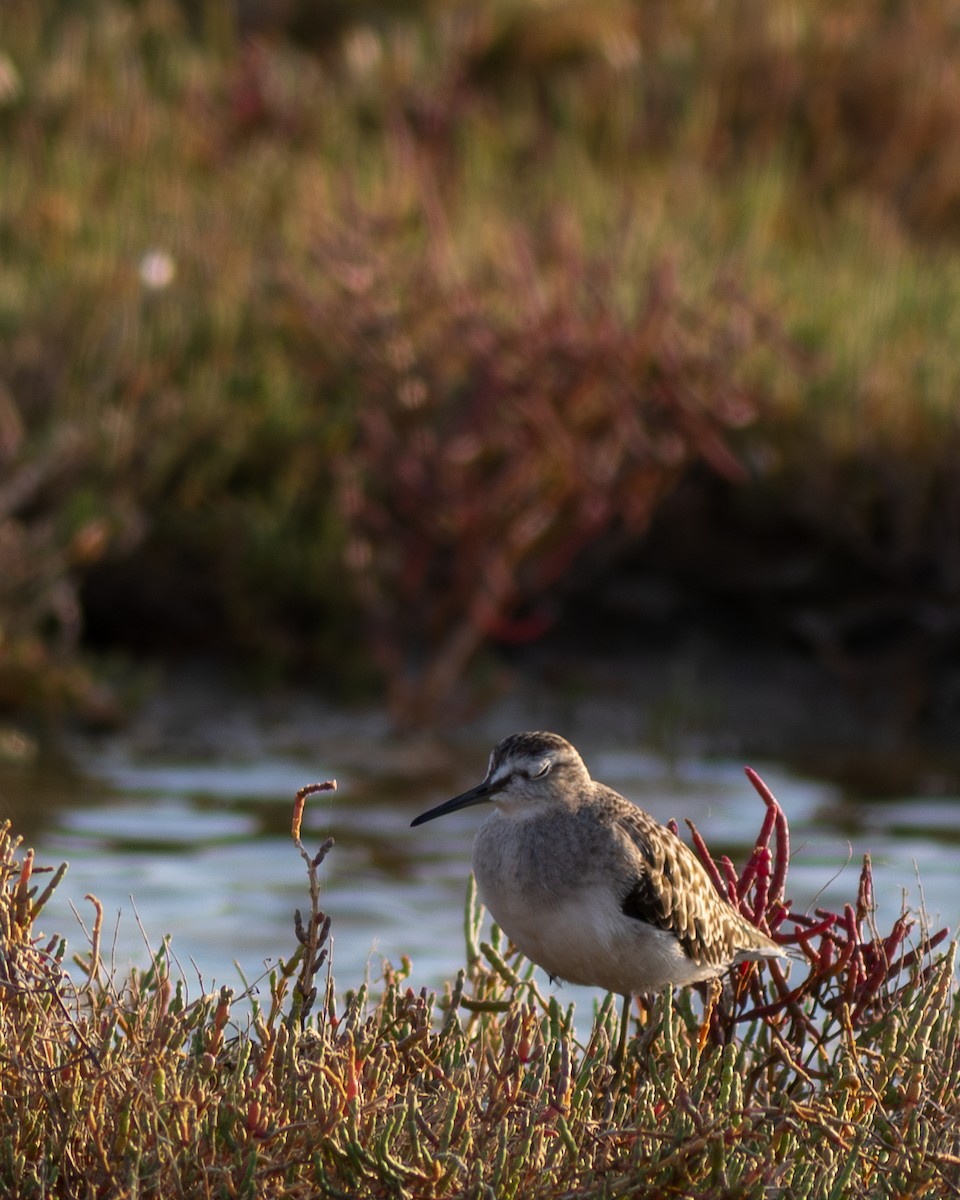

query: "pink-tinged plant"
(673, 767), (950, 1064)
(323, 243), (778, 721)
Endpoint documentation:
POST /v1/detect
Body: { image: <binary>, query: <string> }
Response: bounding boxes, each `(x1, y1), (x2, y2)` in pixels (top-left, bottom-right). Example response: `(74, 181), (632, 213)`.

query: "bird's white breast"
(472, 807), (720, 995)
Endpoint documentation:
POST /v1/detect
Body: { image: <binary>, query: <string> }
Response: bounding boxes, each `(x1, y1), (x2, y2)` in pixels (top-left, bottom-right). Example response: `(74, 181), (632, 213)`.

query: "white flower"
(139, 250), (176, 290)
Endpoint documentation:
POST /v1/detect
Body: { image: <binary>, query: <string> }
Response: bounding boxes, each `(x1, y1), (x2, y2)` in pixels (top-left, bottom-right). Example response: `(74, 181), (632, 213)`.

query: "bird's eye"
(530, 761), (552, 779)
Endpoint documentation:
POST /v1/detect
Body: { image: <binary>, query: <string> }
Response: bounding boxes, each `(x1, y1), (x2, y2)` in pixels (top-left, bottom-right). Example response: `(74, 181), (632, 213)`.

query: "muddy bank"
(39, 609), (960, 807)
(524, 476), (959, 782)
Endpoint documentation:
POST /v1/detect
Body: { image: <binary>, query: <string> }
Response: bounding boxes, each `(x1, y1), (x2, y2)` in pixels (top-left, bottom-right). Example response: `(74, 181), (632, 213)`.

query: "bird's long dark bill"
(410, 781), (495, 827)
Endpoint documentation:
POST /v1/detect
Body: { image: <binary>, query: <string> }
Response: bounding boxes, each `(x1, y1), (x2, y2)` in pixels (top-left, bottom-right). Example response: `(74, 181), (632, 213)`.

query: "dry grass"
(1, 768), (958, 1198)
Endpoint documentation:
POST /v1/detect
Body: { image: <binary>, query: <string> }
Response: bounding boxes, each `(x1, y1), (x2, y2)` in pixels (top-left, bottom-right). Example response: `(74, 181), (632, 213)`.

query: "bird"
(411, 731), (784, 1068)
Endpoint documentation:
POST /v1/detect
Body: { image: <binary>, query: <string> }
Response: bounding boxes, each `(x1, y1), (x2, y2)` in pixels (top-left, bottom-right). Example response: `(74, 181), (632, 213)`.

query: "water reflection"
(1, 735), (957, 1023)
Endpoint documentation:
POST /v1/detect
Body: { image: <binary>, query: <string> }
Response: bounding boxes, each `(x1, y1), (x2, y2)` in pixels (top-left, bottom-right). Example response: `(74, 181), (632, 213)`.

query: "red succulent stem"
(885, 927), (949, 981)
(771, 803), (791, 907)
(751, 847), (771, 927)
(736, 849), (762, 902)
(744, 767), (791, 907)
(686, 818), (729, 898)
(780, 913), (836, 945)
(720, 856), (740, 904)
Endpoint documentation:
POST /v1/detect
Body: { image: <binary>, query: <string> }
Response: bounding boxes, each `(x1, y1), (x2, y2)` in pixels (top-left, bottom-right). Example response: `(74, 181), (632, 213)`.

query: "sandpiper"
(411, 731), (784, 1066)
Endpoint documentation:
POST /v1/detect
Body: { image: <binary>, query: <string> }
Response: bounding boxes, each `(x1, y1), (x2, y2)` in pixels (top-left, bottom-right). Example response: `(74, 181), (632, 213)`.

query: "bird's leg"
(612, 992), (632, 1074)
(698, 976), (724, 1050)
(602, 993), (634, 1116)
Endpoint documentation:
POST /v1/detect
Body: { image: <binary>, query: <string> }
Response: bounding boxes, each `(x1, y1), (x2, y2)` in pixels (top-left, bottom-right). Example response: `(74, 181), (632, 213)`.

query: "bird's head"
(410, 731), (589, 826)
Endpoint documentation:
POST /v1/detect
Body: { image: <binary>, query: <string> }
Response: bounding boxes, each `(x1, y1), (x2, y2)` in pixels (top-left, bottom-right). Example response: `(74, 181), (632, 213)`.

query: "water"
(2, 716), (957, 1025)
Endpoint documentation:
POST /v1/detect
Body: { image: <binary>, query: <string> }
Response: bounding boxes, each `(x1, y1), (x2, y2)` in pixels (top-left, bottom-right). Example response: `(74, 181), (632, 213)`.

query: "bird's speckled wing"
(600, 789), (776, 969)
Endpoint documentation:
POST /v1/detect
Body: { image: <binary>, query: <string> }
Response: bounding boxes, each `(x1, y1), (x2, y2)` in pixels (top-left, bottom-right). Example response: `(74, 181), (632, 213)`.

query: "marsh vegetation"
(2, 770), (957, 1197)
(3, 1), (960, 728)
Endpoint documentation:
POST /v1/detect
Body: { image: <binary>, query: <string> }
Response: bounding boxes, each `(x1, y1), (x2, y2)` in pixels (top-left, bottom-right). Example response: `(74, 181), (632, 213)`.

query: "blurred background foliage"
(2, 0), (960, 723)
